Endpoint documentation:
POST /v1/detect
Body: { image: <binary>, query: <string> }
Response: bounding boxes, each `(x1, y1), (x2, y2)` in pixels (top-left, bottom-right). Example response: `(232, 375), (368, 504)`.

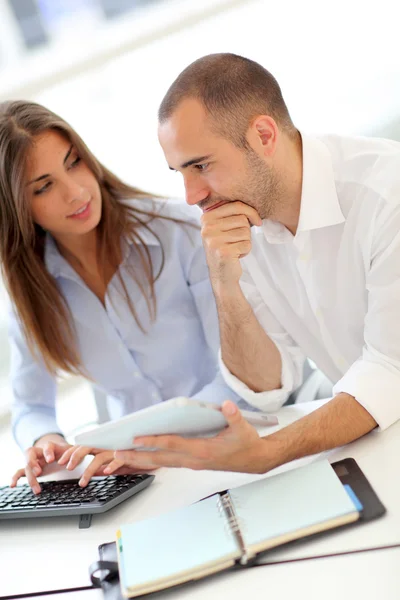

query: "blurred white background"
(0, 0), (399, 475)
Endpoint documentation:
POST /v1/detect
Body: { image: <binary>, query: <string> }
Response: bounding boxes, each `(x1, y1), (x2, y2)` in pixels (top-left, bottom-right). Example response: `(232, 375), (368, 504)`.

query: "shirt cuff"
(333, 359), (400, 430)
(192, 370), (260, 413)
(218, 343), (296, 412)
(12, 410), (63, 451)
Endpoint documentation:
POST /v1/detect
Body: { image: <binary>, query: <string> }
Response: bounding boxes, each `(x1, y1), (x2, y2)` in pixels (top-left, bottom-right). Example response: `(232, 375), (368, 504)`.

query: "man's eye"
(34, 181), (51, 195)
(194, 163), (209, 171)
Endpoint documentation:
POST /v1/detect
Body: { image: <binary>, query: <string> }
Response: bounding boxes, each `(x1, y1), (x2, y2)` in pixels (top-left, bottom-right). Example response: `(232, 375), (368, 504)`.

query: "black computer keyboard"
(0, 473), (154, 528)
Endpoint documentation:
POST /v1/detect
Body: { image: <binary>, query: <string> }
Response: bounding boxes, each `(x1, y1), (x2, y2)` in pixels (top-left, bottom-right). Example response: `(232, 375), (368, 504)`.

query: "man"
(113, 52), (400, 474)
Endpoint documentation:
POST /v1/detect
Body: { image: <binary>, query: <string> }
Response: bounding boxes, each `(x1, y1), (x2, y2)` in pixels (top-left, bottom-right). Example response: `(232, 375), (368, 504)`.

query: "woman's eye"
(69, 155), (81, 168)
(34, 181), (51, 195)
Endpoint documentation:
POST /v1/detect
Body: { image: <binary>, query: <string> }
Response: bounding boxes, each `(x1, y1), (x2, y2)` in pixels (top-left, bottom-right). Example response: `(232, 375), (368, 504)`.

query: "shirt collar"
(296, 132), (344, 233)
(44, 234), (72, 279)
(258, 132), (345, 246)
(44, 224), (160, 279)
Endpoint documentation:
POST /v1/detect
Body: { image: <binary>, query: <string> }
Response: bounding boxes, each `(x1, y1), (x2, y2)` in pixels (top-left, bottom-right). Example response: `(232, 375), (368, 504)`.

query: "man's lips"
(202, 201), (227, 213)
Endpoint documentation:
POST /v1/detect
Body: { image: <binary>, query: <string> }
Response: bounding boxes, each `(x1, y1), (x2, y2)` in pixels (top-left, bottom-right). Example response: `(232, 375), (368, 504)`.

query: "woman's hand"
(11, 436), (158, 494)
(10, 434), (71, 494)
(57, 444), (117, 486)
(68, 449), (154, 486)
(58, 445), (158, 487)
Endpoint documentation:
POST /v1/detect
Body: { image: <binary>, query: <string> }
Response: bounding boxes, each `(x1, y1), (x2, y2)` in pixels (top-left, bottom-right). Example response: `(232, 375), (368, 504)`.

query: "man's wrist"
(253, 436), (287, 474)
(211, 278), (242, 298)
(212, 280), (247, 307)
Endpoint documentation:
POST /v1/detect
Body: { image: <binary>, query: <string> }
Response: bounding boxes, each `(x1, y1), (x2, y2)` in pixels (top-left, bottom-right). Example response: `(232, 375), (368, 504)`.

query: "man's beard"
(198, 150), (282, 220)
(241, 148), (282, 220)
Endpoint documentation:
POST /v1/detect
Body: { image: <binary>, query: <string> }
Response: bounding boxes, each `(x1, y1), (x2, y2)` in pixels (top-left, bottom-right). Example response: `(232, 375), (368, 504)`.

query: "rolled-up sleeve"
(8, 307), (61, 450)
(333, 204), (400, 430)
(219, 267), (306, 412)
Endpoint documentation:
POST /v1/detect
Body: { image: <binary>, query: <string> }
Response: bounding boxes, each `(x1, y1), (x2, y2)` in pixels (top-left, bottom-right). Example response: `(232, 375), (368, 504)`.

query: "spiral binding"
(217, 492), (249, 565)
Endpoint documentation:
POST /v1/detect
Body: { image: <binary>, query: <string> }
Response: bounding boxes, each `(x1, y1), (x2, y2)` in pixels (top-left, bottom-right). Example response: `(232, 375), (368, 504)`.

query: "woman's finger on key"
(79, 452), (113, 487)
(26, 447), (43, 476)
(10, 468), (26, 488)
(42, 442), (57, 463)
(67, 446), (93, 471)
(58, 445), (76, 465)
(25, 465), (41, 495)
(103, 458), (125, 475)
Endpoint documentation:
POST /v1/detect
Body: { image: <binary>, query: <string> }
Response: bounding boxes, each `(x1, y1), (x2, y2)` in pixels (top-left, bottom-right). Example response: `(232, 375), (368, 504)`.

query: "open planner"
(92, 458), (383, 599)
(89, 458), (385, 599)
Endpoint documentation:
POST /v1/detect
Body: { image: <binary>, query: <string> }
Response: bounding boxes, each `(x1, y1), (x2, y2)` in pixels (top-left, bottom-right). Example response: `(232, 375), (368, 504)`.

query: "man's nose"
(184, 176), (210, 206)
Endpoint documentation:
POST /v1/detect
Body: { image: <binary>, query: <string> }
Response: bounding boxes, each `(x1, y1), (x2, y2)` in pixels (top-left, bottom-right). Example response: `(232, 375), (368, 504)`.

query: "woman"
(0, 100), (237, 493)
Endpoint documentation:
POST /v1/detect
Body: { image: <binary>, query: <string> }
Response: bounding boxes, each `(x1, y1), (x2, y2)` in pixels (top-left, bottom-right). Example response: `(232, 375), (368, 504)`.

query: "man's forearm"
(260, 393), (378, 472)
(214, 283), (282, 392)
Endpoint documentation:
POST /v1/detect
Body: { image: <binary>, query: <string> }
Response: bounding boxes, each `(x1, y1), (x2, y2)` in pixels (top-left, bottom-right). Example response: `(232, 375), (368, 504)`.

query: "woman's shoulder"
(123, 197), (206, 279)
(125, 196), (201, 226)
(159, 198), (201, 225)
(124, 197), (202, 250)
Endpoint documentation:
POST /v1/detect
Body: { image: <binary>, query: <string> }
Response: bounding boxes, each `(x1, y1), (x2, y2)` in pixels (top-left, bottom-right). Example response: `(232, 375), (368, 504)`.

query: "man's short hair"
(158, 53), (296, 147)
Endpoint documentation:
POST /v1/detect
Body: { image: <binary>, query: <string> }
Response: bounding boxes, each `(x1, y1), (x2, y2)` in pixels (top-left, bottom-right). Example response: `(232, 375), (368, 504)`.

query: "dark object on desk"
(88, 458), (386, 599)
(0, 473), (154, 529)
(330, 458), (385, 522)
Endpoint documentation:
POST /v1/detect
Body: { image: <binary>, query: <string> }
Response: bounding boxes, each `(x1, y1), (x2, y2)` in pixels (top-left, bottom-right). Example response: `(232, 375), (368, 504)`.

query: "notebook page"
(228, 460), (359, 557)
(118, 495), (241, 596)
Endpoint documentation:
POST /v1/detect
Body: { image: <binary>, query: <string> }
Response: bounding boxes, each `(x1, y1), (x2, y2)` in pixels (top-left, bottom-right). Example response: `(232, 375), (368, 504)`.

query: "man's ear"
(248, 115), (278, 157)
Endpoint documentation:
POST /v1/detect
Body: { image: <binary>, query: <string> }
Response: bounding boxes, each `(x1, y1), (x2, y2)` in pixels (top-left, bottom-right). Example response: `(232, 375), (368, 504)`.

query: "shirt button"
(134, 372), (141, 379)
(152, 392), (159, 400)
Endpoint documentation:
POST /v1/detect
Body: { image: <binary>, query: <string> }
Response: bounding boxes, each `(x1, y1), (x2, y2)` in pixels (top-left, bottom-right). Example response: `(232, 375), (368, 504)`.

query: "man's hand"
(112, 394), (377, 476)
(114, 401), (270, 474)
(201, 201), (262, 291)
(201, 201), (282, 394)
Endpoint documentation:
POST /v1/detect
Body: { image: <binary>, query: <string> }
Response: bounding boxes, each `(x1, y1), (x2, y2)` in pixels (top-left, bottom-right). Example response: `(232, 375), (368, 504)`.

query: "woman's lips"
(67, 201), (91, 220)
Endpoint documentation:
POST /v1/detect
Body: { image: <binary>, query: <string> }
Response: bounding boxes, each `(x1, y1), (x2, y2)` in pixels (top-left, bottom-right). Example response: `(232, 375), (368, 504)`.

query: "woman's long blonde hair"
(0, 100), (173, 376)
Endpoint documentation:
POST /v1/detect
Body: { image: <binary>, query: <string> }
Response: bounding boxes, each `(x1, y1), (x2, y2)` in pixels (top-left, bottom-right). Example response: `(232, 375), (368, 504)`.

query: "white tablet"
(74, 397), (278, 451)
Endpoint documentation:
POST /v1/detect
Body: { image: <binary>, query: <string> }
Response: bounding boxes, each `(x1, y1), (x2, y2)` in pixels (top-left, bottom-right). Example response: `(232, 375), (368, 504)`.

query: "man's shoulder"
(318, 133), (400, 167)
(318, 133), (400, 204)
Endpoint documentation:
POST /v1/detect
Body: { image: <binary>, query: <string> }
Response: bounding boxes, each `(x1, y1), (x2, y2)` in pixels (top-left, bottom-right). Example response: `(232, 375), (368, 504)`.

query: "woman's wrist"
(34, 433), (67, 448)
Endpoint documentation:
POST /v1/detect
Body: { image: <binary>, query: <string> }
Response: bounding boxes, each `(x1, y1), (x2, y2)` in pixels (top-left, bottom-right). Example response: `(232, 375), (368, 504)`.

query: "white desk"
(14, 548), (400, 600)
(1, 400), (399, 599)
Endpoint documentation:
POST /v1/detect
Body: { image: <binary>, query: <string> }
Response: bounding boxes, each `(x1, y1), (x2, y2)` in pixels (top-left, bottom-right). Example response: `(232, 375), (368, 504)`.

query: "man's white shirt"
(220, 132), (400, 430)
